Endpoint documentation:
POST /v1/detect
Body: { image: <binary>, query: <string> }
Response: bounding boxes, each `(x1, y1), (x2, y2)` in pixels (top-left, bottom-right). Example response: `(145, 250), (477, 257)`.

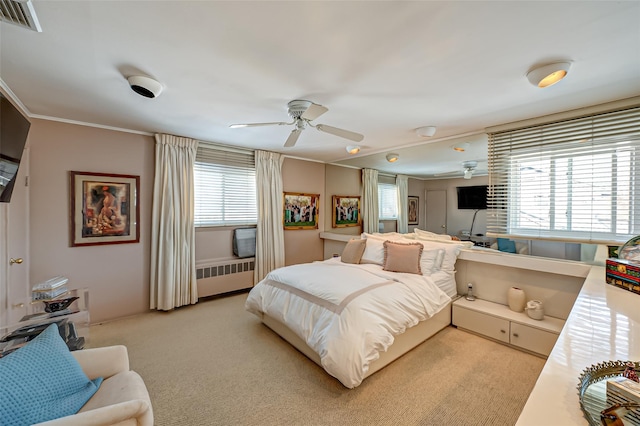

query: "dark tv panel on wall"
(457, 185), (488, 210)
(0, 93), (31, 203)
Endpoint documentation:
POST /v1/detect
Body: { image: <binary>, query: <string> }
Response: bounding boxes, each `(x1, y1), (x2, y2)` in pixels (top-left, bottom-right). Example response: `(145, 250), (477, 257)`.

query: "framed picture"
(408, 196), (419, 225)
(70, 171), (140, 247)
(283, 192), (319, 230)
(332, 195), (361, 228)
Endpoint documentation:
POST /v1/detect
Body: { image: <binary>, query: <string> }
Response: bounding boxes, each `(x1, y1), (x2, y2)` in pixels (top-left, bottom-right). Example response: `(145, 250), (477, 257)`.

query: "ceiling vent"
(0, 0), (42, 32)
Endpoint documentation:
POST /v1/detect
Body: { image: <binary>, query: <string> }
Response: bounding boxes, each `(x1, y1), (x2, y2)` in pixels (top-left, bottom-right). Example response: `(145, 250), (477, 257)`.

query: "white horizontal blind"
(487, 106), (640, 244)
(378, 183), (398, 220)
(194, 145), (257, 227)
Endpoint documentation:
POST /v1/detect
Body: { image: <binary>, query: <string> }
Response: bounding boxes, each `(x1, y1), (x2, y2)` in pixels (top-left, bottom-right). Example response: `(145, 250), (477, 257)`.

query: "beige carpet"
(88, 292), (545, 426)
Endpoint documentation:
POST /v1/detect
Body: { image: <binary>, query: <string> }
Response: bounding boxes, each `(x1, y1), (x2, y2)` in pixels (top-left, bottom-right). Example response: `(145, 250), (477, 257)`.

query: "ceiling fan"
(435, 160), (478, 179)
(229, 100), (364, 148)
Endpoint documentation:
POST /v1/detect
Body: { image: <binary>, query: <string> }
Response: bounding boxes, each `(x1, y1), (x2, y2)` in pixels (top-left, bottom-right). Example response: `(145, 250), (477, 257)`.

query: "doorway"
(425, 189), (447, 234)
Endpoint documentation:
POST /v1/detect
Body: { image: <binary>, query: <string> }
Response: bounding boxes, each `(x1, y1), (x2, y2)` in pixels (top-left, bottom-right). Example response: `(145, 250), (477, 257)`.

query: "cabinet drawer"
(453, 305), (510, 343)
(510, 322), (558, 356)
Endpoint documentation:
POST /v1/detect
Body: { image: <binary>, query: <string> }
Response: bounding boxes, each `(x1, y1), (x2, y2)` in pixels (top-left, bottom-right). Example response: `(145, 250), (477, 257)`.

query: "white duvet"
(245, 258), (451, 388)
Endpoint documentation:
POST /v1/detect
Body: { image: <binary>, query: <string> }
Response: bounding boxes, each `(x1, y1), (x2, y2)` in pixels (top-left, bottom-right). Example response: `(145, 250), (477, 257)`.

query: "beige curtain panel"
(150, 133), (198, 311)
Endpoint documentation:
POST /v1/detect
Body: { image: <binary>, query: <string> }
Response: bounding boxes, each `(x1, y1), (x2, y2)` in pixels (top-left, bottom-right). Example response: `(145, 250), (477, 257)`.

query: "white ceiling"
(1, 1), (639, 179)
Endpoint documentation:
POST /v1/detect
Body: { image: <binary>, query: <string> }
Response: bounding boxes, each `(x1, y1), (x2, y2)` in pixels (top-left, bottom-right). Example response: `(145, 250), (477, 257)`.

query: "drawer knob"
(513, 333), (519, 338)
(500, 329), (506, 333)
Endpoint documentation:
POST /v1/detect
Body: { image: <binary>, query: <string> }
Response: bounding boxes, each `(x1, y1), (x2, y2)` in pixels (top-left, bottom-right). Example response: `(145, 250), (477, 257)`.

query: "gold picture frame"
(332, 195), (361, 228)
(283, 192), (319, 230)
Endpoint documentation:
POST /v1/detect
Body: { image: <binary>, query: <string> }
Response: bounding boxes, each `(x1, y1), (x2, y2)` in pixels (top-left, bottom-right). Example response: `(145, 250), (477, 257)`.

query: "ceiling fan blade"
(434, 171), (462, 177)
(229, 121), (290, 128)
(301, 103), (328, 121)
(315, 124), (364, 142)
(284, 128), (303, 147)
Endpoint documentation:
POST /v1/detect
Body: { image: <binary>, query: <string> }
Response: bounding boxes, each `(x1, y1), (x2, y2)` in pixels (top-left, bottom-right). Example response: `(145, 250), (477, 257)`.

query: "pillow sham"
(497, 238), (517, 253)
(383, 241), (424, 275)
(341, 239), (367, 264)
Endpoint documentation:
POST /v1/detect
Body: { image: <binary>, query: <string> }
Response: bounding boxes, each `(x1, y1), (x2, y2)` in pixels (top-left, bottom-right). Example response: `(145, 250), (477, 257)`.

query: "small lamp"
(346, 145), (360, 155)
(386, 153), (399, 163)
(526, 62), (572, 88)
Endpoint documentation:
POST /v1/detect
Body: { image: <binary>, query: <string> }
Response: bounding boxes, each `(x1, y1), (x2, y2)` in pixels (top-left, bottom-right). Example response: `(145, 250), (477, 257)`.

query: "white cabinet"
(452, 297), (565, 357)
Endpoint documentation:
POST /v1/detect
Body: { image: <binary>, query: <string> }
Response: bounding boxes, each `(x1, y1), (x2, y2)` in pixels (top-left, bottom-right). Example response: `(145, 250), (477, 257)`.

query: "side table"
(0, 288), (90, 357)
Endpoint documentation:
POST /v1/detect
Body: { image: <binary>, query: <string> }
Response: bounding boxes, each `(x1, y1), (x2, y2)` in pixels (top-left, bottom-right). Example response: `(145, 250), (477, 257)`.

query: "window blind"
(487, 105), (640, 244)
(378, 183), (398, 220)
(194, 145), (257, 227)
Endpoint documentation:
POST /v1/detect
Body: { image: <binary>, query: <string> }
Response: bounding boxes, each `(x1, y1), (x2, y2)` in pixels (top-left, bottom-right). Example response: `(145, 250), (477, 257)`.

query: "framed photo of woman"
(408, 196), (419, 225)
(70, 171), (140, 246)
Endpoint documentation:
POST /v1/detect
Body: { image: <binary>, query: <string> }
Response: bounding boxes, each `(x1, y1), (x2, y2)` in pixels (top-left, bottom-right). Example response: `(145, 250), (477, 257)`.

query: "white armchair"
(37, 345), (153, 426)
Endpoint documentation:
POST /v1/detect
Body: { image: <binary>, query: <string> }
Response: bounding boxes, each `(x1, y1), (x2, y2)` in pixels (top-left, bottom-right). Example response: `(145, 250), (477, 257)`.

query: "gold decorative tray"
(578, 360), (640, 425)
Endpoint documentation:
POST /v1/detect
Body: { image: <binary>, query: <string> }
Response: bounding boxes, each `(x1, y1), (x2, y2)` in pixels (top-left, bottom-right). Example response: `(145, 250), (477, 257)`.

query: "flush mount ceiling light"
(452, 142), (470, 152)
(127, 75), (163, 98)
(386, 153), (399, 163)
(346, 145), (361, 155)
(526, 61), (572, 88)
(416, 126), (437, 137)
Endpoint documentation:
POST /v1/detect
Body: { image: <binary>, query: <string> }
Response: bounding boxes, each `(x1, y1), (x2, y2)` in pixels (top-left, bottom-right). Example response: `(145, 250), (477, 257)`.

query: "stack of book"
(31, 276), (69, 301)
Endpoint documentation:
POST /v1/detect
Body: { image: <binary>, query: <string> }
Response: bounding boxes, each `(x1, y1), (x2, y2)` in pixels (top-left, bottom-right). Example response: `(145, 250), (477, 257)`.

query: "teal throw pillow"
(0, 323), (102, 425)
(497, 238), (517, 253)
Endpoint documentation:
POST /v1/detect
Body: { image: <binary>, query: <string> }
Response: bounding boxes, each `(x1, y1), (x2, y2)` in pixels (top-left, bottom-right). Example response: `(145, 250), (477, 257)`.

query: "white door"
(425, 190), (447, 234)
(0, 147), (30, 327)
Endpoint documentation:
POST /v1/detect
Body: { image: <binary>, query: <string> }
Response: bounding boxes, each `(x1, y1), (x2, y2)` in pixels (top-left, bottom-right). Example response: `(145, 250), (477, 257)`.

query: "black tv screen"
(0, 92), (31, 203)
(457, 185), (487, 210)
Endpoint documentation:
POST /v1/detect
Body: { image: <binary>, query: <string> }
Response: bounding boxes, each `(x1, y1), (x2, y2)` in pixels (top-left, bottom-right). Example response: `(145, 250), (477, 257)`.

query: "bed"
(245, 231), (469, 388)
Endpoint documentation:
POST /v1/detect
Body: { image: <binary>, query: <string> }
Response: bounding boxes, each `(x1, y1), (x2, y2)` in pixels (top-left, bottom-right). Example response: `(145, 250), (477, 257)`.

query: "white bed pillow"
(420, 248), (445, 275)
(414, 240), (464, 272)
(361, 232), (407, 241)
(360, 237), (386, 265)
(414, 228), (453, 240)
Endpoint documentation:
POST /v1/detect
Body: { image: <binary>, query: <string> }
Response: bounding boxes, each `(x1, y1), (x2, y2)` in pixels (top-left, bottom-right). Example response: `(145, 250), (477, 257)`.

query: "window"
(194, 144), (257, 227)
(488, 106), (640, 244)
(378, 183), (398, 220)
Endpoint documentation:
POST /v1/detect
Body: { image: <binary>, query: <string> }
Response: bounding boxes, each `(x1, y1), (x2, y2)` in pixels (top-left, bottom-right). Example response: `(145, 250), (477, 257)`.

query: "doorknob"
(9, 258), (23, 265)
(441, 225), (445, 228)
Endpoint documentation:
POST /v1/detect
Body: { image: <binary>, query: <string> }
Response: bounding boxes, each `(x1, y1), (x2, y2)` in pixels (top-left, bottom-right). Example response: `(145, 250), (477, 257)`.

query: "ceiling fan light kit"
(127, 75), (163, 98)
(229, 99), (364, 148)
(416, 126), (437, 137)
(463, 160), (477, 179)
(386, 153), (399, 163)
(346, 145), (361, 155)
(526, 61), (572, 88)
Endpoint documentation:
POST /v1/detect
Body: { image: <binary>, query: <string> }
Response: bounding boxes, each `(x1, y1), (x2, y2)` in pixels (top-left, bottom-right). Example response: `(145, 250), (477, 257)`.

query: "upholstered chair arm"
(35, 399), (153, 426)
(71, 345), (130, 380)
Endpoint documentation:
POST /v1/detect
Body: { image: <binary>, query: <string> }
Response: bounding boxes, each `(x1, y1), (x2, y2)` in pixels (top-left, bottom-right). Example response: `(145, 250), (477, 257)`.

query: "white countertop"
(516, 266), (640, 425)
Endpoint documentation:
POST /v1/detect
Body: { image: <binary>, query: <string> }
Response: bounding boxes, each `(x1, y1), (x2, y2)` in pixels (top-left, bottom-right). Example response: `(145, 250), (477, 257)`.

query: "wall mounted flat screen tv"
(0, 93), (31, 203)
(457, 185), (488, 210)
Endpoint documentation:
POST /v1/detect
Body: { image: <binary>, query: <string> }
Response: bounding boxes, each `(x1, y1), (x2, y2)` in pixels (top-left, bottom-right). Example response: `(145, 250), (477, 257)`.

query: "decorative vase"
(508, 287), (526, 312)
